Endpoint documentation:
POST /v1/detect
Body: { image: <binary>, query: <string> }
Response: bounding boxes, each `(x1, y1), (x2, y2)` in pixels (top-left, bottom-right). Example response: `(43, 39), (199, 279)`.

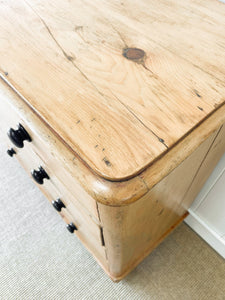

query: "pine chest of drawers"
(1, 0), (225, 281)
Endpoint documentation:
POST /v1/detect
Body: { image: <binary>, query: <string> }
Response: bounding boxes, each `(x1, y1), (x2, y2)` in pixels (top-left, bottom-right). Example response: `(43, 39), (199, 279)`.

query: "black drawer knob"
(31, 166), (49, 184)
(8, 123), (31, 148)
(7, 148), (16, 157)
(66, 222), (77, 233)
(52, 198), (66, 212)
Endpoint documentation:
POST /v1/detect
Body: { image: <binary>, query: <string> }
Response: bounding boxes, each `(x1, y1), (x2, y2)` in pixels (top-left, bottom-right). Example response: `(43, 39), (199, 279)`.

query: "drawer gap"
(100, 227), (105, 246)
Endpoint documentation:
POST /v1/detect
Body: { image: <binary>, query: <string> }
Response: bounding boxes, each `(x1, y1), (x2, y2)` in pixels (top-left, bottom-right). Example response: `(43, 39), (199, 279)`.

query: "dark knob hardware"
(31, 166), (49, 185)
(52, 198), (66, 212)
(66, 222), (77, 233)
(8, 123), (31, 148)
(7, 148), (16, 157)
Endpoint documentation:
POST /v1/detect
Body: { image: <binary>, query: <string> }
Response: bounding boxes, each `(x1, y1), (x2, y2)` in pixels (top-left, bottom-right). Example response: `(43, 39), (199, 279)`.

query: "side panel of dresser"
(98, 125), (225, 281)
(182, 124), (225, 206)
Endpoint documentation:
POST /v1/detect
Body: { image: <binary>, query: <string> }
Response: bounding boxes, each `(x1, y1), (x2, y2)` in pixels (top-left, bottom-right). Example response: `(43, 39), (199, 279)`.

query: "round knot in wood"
(122, 48), (145, 62)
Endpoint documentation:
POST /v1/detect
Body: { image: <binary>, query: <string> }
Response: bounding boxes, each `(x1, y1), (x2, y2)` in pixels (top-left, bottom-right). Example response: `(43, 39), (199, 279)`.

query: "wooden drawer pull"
(8, 123), (31, 148)
(31, 166), (49, 185)
(66, 222), (78, 233)
(52, 198), (65, 212)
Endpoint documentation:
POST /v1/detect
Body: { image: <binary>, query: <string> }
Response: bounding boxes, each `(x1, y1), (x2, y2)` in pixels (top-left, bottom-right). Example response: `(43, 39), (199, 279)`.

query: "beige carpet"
(0, 140), (225, 300)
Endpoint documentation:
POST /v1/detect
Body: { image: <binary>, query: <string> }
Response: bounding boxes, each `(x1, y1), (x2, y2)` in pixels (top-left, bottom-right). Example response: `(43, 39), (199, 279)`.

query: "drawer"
(59, 207), (108, 270)
(59, 202), (107, 263)
(2, 139), (107, 265)
(0, 82), (108, 268)
(0, 83), (99, 220)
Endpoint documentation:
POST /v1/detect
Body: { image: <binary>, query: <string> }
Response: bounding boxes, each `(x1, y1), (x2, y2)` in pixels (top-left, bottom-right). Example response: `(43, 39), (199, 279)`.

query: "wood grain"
(182, 124), (225, 209)
(98, 127), (224, 280)
(0, 125), (108, 269)
(1, 77), (225, 206)
(0, 0), (165, 180)
(1, 0), (225, 180)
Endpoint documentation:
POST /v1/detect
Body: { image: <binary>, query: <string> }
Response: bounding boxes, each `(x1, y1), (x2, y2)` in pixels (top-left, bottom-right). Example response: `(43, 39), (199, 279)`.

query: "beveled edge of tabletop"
(2, 0), (225, 182)
(2, 74), (225, 206)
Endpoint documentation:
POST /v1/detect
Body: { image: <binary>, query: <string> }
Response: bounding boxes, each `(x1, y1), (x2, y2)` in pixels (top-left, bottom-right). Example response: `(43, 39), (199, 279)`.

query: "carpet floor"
(0, 140), (225, 300)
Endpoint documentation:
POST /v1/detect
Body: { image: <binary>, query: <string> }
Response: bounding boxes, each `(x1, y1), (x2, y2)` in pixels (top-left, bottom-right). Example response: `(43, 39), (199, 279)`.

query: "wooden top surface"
(0, 0), (225, 181)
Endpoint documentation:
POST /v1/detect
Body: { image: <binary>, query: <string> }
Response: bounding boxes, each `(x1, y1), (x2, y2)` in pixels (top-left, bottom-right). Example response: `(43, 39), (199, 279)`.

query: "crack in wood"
(110, 23), (128, 48)
(138, 175), (150, 192)
(122, 47), (156, 76)
(100, 227), (105, 246)
(23, 0), (107, 98)
(23, 1), (167, 152)
(143, 33), (225, 87)
(179, 125), (223, 205)
(110, 91), (169, 149)
(194, 89), (202, 98)
(98, 6), (224, 84)
(111, 24), (156, 76)
(95, 201), (102, 222)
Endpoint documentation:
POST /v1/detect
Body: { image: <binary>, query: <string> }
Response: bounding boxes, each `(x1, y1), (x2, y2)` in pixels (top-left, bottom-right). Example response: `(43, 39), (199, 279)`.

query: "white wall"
(185, 153), (225, 258)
